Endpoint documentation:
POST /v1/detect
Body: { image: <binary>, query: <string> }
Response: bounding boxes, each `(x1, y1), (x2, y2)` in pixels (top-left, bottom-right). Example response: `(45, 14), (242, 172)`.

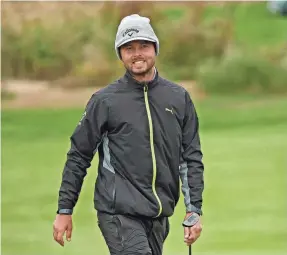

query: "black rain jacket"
(58, 70), (204, 217)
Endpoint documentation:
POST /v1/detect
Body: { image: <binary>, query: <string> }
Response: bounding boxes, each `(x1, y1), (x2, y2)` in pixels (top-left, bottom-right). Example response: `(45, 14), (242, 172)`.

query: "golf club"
(182, 213), (200, 255)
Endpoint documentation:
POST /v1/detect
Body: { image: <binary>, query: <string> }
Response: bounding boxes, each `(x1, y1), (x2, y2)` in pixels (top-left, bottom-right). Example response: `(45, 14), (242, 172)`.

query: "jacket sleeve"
(180, 91), (204, 215)
(57, 93), (109, 213)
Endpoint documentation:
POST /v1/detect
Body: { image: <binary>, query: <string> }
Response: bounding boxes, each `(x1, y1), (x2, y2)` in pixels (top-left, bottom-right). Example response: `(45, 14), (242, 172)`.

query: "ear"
(153, 43), (157, 54)
(118, 47), (123, 60)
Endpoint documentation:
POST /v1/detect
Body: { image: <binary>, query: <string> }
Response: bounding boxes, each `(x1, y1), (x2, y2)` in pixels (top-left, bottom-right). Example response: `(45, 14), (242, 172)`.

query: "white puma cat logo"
(165, 108), (174, 114)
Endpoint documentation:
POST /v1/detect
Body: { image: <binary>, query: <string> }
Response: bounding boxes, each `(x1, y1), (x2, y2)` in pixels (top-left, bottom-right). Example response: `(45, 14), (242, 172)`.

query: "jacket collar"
(123, 67), (159, 90)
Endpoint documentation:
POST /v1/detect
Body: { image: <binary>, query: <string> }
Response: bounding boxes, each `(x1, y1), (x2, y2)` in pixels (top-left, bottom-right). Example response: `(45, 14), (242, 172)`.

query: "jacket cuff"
(57, 209), (73, 215)
(186, 204), (202, 215)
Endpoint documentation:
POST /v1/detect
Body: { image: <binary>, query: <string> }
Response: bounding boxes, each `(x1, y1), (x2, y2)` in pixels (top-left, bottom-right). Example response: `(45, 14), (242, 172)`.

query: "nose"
(133, 46), (142, 57)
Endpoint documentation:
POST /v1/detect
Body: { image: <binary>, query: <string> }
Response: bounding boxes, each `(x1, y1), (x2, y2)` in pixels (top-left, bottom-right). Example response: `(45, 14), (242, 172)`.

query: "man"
(53, 14), (204, 255)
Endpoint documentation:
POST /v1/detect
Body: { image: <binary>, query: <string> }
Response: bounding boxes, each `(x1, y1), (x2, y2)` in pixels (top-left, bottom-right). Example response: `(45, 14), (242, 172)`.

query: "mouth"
(133, 60), (145, 64)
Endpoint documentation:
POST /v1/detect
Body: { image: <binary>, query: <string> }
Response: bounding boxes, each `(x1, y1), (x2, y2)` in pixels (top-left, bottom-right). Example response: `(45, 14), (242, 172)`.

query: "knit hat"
(115, 14), (159, 59)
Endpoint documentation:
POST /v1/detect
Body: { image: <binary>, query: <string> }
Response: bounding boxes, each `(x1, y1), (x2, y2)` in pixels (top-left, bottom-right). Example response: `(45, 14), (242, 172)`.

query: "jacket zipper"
(143, 84), (163, 217)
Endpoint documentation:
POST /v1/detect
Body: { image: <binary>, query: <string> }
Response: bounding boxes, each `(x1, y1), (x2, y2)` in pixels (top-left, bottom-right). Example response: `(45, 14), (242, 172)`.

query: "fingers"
(53, 215), (73, 246)
(184, 227), (194, 245)
(186, 227), (196, 245)
(53, 222), (66, 247)
(184, 222), (203, 246)
(57, 231), (65, 246)
(53, 228), (58, 242)
(53, 228), (65, 246)
(184, 226), (190, 239)
(66, 222), (73, 242)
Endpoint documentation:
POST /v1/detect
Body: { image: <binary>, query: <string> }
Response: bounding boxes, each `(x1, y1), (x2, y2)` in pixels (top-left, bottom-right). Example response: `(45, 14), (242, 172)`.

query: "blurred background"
(1, 1), (287, 255)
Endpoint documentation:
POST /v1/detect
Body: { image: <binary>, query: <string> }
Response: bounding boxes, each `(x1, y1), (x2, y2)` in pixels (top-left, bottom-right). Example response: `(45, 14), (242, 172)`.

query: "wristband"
(57, 209), (73, 215)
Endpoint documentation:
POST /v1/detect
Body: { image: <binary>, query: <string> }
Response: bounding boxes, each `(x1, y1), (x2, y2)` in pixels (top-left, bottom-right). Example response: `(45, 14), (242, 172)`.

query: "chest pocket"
(163, 106), (182, 140)
(148, 98), (182, 145)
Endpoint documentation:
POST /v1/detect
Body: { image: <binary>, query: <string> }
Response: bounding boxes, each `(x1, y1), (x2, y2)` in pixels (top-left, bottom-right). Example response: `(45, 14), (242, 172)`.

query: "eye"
(123, 45), (132, 51)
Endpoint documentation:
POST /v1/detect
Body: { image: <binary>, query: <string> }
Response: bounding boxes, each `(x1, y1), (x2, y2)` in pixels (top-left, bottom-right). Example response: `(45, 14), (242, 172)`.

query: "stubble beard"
(126, 60), (155, 79)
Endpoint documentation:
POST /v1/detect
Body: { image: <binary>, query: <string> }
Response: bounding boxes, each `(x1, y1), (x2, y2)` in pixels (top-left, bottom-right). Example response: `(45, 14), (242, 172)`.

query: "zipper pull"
(144, 84), (148, 92)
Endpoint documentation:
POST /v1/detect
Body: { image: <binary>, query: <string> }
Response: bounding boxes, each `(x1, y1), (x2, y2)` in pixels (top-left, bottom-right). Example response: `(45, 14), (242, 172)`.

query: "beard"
(124, 58), (155, 78)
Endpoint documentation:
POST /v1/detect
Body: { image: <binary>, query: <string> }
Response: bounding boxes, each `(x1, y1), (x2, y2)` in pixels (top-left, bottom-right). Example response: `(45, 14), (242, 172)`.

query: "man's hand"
(53, 214), (73, 246)
(183, 212), (202, 246)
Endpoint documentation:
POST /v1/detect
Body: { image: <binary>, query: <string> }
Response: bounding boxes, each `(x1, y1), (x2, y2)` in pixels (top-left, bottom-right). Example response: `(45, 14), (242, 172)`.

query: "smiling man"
(121, 40), (155, 79)
(53, 14), (204, 255)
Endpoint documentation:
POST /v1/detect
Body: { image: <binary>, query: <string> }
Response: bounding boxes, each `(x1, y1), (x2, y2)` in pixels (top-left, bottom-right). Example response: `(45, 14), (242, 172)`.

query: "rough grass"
(2, 2), (287, 83)
(2, 95), (287, 255)
(162, 2), (287, 48)
(202, 2), (287, 48)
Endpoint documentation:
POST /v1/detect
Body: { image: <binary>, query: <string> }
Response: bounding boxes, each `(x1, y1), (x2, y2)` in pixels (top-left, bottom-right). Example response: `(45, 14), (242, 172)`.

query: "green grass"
(2, 95), (287, 255)
(230, 3), (287, 48)
(164, 2), (287, 48)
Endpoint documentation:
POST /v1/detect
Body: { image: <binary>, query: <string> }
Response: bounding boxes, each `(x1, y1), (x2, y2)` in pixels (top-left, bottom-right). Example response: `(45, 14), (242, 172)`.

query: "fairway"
(2, 96), (287, 255)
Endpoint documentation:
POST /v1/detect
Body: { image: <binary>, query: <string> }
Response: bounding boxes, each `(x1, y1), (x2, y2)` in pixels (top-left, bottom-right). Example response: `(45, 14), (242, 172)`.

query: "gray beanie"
(115, 14), (159, 59)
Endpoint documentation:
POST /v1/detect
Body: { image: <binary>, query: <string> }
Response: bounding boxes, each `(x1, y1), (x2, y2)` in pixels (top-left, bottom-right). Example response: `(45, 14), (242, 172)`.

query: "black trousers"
(97, 211), (170, 255)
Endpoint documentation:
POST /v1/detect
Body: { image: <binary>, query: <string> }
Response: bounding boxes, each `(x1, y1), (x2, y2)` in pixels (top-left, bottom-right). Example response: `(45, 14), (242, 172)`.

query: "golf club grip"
(189, 245), (192, 255)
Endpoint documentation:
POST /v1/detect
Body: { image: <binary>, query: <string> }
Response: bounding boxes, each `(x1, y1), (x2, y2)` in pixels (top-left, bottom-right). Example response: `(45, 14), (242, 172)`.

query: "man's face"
(120, 40), (156, 77)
